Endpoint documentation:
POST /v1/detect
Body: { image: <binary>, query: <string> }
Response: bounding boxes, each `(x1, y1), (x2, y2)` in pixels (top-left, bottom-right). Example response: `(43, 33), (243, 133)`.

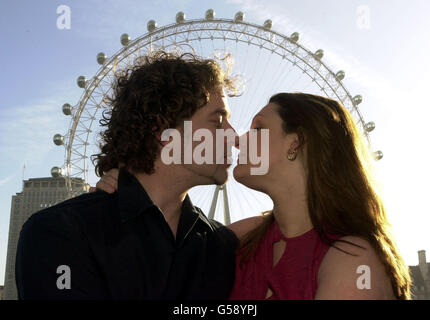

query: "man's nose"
(225, 120), (240, 148)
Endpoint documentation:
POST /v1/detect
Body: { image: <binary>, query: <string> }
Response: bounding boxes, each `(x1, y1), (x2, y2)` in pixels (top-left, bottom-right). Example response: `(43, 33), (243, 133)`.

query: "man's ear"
(155, 132), (172, 147)
(153, 115), (168, 146)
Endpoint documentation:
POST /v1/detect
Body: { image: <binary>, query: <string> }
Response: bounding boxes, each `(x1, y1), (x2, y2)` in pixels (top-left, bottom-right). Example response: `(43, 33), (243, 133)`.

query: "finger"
(106, 168), (120, 180)
(96, 181), (116, 194)
(103, 174), (118, 190)
(89, 187), (97, 193)
(96, 179), (113, 191)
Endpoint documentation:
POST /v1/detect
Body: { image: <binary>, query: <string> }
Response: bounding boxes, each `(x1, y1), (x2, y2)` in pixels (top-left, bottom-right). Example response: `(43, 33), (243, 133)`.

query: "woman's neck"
(270, 188), (313, 238)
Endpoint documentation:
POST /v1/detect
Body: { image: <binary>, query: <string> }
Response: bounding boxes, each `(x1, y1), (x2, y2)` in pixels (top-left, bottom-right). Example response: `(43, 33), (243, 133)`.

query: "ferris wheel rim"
(62, 15), (372, 196)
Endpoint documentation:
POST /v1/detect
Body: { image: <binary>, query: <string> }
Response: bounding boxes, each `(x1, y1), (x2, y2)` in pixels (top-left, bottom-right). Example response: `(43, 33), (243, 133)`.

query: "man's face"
(179, 87), (237, 186)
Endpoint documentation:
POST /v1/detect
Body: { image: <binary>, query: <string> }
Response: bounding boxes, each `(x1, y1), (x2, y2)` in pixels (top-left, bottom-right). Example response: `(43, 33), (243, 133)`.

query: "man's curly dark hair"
(91, 50), (238, 177)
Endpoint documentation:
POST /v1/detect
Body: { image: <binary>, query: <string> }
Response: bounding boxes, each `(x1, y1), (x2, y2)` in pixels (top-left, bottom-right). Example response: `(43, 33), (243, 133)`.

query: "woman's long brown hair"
(238, 92), (411, 299)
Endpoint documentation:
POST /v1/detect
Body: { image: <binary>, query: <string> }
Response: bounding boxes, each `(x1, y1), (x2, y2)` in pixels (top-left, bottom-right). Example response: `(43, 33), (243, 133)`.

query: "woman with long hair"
(227, 92), (410, 299)
(94, 92), (411, 299)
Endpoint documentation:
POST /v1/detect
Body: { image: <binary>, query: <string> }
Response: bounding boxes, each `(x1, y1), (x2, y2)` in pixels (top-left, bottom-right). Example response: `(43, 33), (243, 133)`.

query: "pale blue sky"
(1, 0), (429, 285)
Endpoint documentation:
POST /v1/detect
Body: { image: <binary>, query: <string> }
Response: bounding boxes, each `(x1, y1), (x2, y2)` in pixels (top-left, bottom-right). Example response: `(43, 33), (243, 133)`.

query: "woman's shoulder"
(316, 235), (396, 299)
(321, 235), (379, 268)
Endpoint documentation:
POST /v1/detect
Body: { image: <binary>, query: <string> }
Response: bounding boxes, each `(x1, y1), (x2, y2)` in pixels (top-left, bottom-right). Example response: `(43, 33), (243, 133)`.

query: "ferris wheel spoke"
(261, 56), (285, 100)
(237, 48), (261, 122)
(273, 57), (295, 93)
(234, 179), (260, 219)
(201, 187), (213, 209)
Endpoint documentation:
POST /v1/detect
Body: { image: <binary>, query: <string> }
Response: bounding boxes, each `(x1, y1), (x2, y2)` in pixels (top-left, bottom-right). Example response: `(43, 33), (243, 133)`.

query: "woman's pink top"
(229, 220), (342, 300)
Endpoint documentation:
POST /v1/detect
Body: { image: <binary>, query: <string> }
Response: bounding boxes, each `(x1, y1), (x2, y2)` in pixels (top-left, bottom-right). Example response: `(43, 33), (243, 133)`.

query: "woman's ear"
(284, 133), (300, 153)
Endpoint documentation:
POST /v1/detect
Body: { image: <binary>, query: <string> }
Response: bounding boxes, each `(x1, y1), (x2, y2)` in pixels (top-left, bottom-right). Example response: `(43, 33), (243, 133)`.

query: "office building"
(410, 250), (430, 299)
(3, 176), (88, 300)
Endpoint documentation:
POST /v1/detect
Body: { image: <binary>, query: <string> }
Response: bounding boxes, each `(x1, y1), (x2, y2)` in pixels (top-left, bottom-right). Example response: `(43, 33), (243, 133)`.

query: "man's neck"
(130, 164), (192, 238)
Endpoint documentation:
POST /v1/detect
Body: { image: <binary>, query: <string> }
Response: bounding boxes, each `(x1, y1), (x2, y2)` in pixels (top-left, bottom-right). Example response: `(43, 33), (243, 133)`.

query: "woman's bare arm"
(227, 216), (264, 240)
(315, 236), (396, 300)
(89, 169), (119, 193)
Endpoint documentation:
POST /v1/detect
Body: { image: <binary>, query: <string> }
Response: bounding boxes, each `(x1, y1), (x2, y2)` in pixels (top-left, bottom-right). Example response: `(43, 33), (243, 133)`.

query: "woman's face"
(233, 102), (303, 193)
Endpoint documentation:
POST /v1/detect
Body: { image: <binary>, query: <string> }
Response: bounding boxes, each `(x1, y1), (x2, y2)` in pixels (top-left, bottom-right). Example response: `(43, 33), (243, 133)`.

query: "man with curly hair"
(15, 51), (245, 299)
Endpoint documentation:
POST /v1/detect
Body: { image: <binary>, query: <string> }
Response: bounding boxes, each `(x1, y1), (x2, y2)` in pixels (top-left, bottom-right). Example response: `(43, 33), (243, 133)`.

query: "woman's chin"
(234, 166), (269, 195)
(233, 165), (257, 190)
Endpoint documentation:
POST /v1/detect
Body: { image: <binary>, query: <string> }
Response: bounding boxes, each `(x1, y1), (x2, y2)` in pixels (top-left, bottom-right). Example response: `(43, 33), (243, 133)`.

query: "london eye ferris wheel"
(51, 10), (382, 225)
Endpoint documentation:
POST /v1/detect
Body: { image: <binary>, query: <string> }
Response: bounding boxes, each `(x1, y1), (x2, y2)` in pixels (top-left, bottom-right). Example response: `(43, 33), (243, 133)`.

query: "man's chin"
(194, 170), (228, 186)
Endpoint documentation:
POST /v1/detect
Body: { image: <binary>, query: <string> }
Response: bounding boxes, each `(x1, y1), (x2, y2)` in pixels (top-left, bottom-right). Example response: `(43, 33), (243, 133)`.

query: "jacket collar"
(117, 167), (214, 233)
(117, 167), (154, 222)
